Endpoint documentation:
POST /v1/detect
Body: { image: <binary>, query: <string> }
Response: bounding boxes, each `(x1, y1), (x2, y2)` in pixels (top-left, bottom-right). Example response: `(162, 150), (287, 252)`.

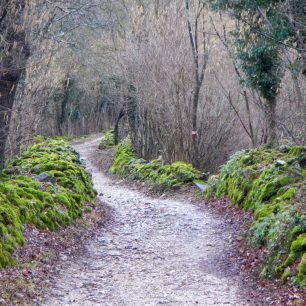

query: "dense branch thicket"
(0, 0), (305, 171)
(0, 0), (29, 167)
(3, 0), (127, 162)
(120, 1), (306, 171)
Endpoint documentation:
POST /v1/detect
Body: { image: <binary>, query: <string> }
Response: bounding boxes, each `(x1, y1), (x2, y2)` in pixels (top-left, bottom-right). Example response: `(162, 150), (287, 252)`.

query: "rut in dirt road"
(43, 138), (255, 306)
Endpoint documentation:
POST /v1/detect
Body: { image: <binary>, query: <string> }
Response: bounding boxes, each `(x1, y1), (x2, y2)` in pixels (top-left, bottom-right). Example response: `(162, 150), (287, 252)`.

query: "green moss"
(99, 129), (115, 149)
(34, 135), (45, 143)
(288, 146), (306, 157)
(254, 203), (280, 220)
(0, 249), (15, 268)
(110, 137), (201, 192)
(276, 187), (297, 201)
(297, 253), (306, 286)
(290, 221), (306, 240)
(203, 175), (219, 199)
(55, 194), (71, 208)
(109, 138), (136, 175)
(281, 267), (292, 284)
(0, 138), (96, 268)
(291, 234), (306, 253)
(203, 145), (306, 286)
(284, 253), (298, 267)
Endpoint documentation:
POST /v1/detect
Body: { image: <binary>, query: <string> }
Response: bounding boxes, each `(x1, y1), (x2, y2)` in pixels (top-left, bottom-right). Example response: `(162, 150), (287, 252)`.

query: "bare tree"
(186, 0), (210, 167)
(0, 0), (30, 168)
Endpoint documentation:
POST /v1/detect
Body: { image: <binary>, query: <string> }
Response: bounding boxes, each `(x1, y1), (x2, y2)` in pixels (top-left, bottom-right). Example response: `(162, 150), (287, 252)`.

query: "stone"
(276, 159), (286, 166)
(14, 293), (24, 299)
(35, 172), (57, 183)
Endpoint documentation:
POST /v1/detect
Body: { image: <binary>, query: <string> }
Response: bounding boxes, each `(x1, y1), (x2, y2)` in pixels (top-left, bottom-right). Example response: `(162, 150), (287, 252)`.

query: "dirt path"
(42, 137), (257, 306)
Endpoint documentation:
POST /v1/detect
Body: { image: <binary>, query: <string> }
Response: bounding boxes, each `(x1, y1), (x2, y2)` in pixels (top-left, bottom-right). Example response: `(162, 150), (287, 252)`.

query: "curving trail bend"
(42, 137), (257, 306)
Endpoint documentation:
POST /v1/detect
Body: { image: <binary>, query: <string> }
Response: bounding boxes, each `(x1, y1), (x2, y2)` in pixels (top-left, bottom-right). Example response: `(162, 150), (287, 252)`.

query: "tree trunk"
(192, 82), (200, 167)
(302, 52), (306, 79)
(266, 98), (277, 147)
(186, 0), (208, 168)
(114, 108), (125, 145)
(0, 74), (21, 168)
(0, 1), (29, 168)
(300, 52), (306, 141)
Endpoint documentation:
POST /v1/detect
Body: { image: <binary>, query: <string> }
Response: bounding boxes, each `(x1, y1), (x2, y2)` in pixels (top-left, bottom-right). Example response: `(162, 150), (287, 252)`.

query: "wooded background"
(1, 0), (305, 172)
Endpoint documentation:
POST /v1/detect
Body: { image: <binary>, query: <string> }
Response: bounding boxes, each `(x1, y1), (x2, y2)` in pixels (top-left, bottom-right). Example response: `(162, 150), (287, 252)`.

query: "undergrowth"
(99, 129), (115, 150)
(109, 138), (201, 192)
(0, 138), (96, 268)
(204, 146), (306, 287)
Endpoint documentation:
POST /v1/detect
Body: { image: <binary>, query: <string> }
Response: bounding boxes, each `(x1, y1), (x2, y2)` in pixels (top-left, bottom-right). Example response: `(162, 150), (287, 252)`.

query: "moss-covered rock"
(109, 137), (201, 192)
(99, 129), (115, 150)
(0, 138), (96, 268)
(203, 146), (306, 286)
(297, 253), (306, 287)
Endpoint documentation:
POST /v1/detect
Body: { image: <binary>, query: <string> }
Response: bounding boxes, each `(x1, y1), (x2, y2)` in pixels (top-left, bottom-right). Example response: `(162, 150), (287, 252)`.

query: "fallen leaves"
(201, 196), (306, 305)
(0, 203), (109, 305)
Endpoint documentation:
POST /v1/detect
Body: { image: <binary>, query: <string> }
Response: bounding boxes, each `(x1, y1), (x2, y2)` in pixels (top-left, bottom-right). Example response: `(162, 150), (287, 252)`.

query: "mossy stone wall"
(204, 146), (306, 286)
(109, 138), (201, 192)
(99, 129), (115, 150)
(0, 138), (96, 268)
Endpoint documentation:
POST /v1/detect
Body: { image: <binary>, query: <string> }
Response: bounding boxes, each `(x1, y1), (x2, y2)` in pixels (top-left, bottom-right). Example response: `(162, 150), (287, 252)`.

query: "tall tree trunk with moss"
(0, 0), (29, 168)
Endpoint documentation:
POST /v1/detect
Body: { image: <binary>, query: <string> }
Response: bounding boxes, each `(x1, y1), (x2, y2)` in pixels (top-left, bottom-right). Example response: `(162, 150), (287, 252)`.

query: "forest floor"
(39, 137), (304, 306)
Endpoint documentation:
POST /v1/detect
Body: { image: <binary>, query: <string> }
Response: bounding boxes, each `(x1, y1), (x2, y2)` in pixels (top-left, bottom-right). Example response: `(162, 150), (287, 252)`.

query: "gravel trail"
(42, 137), (256, 306)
